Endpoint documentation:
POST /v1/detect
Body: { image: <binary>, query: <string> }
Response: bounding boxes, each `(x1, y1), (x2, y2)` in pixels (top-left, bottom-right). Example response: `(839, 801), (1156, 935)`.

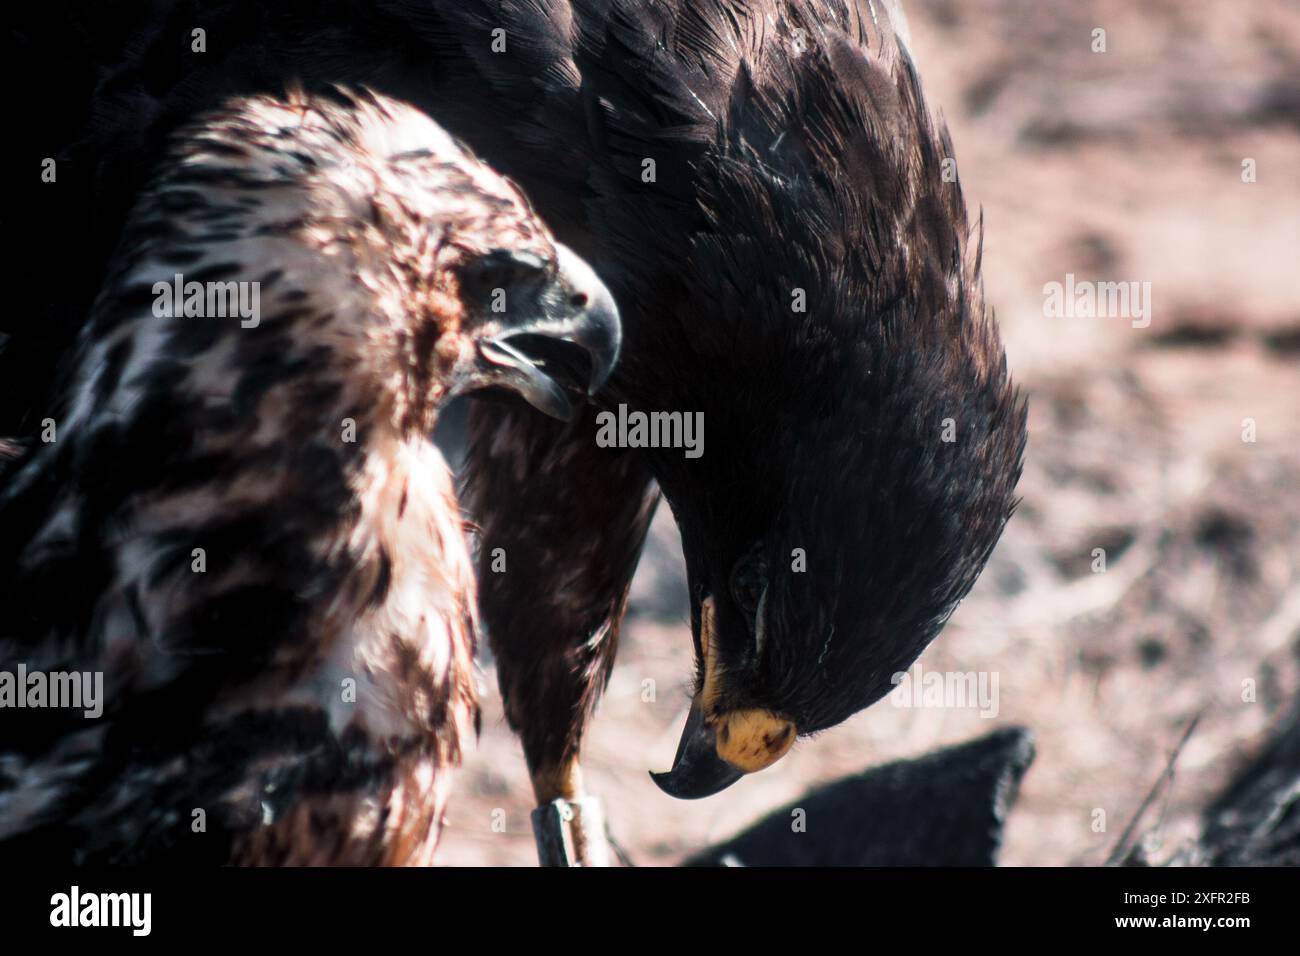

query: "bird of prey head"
(607, 16), (1028, 799)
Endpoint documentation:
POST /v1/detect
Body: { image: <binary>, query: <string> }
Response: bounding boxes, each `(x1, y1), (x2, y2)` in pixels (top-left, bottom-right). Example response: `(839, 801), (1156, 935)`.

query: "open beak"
(471, 244), (620, 420)
(651, 597), (797, 799)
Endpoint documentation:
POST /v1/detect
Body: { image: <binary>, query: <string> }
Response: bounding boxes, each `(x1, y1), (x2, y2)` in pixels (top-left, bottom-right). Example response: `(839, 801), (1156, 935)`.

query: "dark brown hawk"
(0, 88), (618, 864)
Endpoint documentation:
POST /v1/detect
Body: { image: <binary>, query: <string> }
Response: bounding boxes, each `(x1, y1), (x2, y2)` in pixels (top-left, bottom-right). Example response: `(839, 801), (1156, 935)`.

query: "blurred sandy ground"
(438, 0), (1300, 865)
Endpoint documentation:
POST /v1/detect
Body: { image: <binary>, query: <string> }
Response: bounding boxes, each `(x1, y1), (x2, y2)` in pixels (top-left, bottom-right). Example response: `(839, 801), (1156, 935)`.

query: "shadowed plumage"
(6, 0), (1025, 837)
(0, 88), (618, 863)
(449, 0), (1028, 802)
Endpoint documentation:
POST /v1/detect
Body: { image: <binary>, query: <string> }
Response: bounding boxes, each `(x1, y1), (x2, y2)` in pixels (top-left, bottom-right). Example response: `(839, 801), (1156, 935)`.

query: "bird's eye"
(460, 249), (548, 296)
(730, 545), (767, 621)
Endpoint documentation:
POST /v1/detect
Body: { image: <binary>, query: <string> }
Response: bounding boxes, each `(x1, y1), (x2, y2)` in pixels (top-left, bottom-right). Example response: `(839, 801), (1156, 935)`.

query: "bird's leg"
(529, 762), (612, 867)
(463, 400), (658, 866)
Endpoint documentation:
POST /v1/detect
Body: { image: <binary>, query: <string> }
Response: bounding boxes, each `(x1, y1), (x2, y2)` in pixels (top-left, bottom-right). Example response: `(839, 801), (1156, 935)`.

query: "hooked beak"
(651, 597), (797, 799)
(472, 244), (620, 420)
(650, 695), (746, 799)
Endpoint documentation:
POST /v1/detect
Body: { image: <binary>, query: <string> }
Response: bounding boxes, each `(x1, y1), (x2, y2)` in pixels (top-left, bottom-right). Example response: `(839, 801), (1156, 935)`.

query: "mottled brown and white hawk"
(0, 88), (618, 864)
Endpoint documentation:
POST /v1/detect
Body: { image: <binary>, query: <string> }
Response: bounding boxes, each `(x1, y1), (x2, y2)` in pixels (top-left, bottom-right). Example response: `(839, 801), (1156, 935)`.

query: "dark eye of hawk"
(730, 543), (768, 628)
(460, 248), (548, 299)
